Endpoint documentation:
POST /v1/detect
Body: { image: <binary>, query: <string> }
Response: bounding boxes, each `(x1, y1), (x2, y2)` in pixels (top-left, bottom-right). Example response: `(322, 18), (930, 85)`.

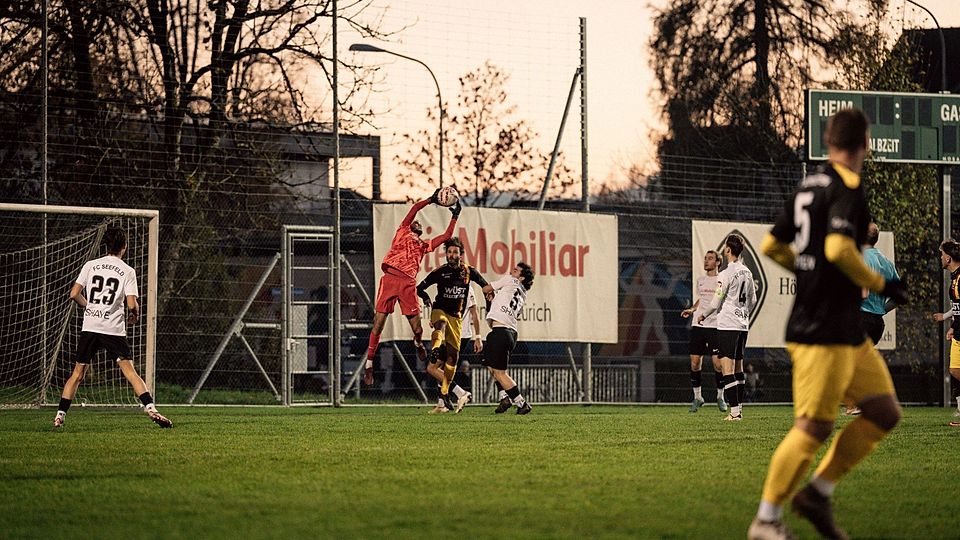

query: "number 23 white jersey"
(486, 275), (526, 332)
(75, 255), (139, 336)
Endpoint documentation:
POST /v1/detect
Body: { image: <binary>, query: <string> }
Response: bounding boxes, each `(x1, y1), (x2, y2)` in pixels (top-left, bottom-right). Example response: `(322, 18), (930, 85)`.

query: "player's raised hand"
(450, 200), (462, 219)
(429, 188), (442, 204)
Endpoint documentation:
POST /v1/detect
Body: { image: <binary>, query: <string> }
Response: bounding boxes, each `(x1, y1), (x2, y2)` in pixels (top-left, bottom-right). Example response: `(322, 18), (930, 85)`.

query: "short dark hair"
(517, 261), (534, 291)
(865, 223), (880, 247)
(104, 227), (127, 254)
(824, 108), (870, 153)
(724, 234), (744, 257)
(705, 250), (719, 262)
(942, 239), (960, 261)
(444, 237), (463, 252)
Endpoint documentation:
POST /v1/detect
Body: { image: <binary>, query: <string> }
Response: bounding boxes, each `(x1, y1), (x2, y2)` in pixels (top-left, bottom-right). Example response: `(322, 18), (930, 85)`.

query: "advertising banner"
(374, 204), (619, 343)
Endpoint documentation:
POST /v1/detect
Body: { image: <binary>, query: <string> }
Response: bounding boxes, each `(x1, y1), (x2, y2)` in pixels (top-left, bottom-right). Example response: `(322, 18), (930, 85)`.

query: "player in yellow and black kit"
(417, 237), (489, 412)
(748, 108), (909, 540)
(932, 240), (960, 423)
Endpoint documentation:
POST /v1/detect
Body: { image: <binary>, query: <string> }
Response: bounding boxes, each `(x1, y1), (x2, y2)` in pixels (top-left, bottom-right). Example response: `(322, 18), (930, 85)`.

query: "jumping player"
(364, 190), (462, 386)
(483, 263), (534, 415)
(53, 227), (171, 429)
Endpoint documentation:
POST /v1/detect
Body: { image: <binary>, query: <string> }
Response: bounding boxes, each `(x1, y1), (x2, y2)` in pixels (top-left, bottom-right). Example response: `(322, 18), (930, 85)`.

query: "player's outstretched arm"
(697, 279), (727, 324)
(69, 283), (87, 308)
(468, 266), (489, 288)
(399, 193), (437, 229)
(429, 208), (459, 251)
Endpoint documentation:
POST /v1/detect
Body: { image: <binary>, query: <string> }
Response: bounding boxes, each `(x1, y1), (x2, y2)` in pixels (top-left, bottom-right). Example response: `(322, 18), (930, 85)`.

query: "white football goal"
(0, 203), (158, 408)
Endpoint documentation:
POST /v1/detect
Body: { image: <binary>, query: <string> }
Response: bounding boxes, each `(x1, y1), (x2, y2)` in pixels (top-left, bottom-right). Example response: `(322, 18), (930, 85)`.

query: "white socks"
(452, 385), (466, 399)
(144, 403), (157, 414)
(810, 476), (836, 497)
(693, 386), (702, 400)
(756, 501), (783, 522)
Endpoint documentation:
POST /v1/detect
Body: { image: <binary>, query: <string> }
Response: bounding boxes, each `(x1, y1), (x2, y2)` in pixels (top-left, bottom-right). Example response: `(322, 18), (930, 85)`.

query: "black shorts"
(689, 326), (719, 356)
(860, 311), (885, 345)
(481, 327), (517, 370)
(75, 331), (132, 363)
(717, 330), (747, 361)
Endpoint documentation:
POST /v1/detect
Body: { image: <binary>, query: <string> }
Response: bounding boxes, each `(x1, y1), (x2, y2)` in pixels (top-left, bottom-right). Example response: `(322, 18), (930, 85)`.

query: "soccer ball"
(436, 186), (459, 207)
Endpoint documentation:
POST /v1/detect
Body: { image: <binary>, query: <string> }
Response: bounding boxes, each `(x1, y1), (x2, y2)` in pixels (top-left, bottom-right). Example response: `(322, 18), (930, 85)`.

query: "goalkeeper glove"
(450, 200), (462, 219)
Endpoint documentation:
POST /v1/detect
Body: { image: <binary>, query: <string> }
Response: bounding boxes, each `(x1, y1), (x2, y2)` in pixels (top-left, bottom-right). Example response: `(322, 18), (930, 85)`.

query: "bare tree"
(0, 0), (400, 349)
(395, 61), (577, 205)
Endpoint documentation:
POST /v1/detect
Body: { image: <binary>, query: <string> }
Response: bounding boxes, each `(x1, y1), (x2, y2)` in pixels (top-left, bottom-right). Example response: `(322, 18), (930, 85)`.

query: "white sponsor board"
(374, 204), (618, 343)
(692, 220), (896, 349)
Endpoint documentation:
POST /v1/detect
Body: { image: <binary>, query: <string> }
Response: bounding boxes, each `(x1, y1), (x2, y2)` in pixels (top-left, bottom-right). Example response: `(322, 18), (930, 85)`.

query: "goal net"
(0, 204), (158, 408)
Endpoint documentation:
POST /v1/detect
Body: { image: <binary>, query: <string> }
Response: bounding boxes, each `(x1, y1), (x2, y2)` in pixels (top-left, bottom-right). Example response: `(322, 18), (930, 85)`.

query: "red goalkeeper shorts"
(375, 268), (420, 316)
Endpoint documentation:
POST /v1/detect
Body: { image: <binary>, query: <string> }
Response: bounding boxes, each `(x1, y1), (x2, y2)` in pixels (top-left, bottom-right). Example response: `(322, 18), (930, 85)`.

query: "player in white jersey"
(482, 262), (534, 415)
(681, 250), (727, 413)
(428, 285), (484, 413)
(698, 234), (756, 421)
(53, 228), (171, 429)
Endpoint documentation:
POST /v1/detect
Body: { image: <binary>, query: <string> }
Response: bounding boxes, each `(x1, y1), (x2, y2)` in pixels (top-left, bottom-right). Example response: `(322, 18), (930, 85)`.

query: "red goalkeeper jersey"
(381, 198), (457, 279)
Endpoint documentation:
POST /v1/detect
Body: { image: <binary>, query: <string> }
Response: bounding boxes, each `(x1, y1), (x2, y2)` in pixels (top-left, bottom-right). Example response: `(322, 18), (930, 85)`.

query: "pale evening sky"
(327, 0), (960, 200)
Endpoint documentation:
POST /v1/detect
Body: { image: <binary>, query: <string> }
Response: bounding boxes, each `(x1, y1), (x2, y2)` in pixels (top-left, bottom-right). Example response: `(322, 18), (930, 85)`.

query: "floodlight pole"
(350, 44), (444, 188)
(906, 0), (951, 408)
(332, 0), (342, 406)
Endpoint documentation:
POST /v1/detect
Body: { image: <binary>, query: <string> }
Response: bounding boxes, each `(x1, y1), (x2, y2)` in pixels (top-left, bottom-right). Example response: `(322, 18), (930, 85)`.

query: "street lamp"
(904, 0), (947, 93)
(350, 43), (445, 188)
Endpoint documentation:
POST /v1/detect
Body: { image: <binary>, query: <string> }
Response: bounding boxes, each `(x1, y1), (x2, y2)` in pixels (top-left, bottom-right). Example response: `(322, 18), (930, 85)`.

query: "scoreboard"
(807, 89), (960, 164)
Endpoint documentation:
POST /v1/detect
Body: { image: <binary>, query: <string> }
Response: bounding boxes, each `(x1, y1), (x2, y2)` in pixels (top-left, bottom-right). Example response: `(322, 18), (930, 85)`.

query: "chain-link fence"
(0, 2), (950, 407)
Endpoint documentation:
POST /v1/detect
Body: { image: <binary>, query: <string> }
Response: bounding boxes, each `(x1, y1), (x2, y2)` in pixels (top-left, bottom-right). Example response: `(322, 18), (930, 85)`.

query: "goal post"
(0, 203), (159, 407)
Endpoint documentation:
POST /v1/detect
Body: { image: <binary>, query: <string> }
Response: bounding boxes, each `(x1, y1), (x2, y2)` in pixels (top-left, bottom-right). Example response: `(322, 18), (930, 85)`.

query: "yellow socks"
(441, 362), (457, 395)
(430, 329), (443, 351)
(761, 427), (822, 505)
(814, 417), (886, 483)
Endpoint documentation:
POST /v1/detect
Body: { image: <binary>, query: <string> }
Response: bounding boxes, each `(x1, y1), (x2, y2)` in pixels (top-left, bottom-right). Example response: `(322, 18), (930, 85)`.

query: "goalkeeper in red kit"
(364, 189), (463, 386)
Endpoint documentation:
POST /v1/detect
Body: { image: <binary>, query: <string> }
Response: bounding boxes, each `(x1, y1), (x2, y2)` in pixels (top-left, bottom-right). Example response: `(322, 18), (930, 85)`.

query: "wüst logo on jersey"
(716, 229), (767, 329)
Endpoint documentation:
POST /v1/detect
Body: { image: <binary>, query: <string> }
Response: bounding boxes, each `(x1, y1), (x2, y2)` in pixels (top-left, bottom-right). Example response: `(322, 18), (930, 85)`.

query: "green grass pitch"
(1, 405), (955, 539)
